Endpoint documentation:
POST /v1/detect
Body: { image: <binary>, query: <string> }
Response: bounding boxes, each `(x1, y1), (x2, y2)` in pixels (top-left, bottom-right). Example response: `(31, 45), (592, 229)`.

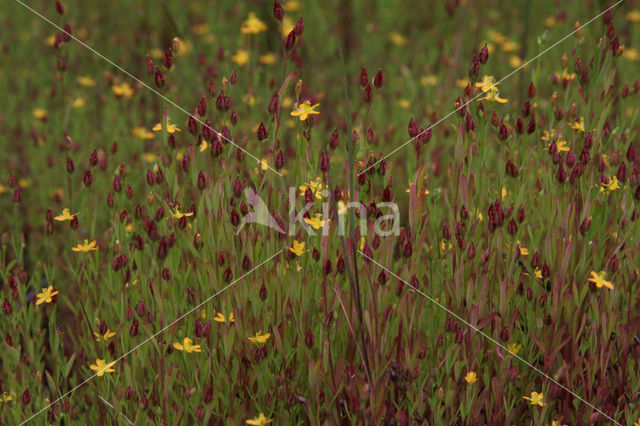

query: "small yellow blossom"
(153, 117), (181, 134)
(54, 208), (77, 221)
(36, 286), (59, 305)
(112, 83), (134, 99)
(534, 268), (543, 279)
(258, 158), (269, 171)
(89, 359), (116, 377)
(289, 240), (305, 256)
(171, 209), (194, 220)
(501, 39), (519, 52)
(259, 53), (277, 65)
(72, 97), (87, 108)
(475, 75), (499, 93)
(33, 108), (48, 120)
(588, 271), (614, 290)
(388, 31), (407, 46)
(285, 0), (302, 11)
(131, 126), (155, 140)
(214, 311), (235, 324)
(290, 100), (320, 121)
(173, 337), (201, 353)
(71, 239), (98, 252)
(550, 420), (568, 426)
(231, 49), (250, 66)
(464, 371), (478, 385)
(567, 117), (585, 132)
(248, 330), (271, 345)
(420, 75), (438, 86)
(509, 55), (523, 68)
(304, 214), (325, 230)
(507, 342), (522, 355)
(561, 68), (576, 82)
(623, 47), (640, 61)
(241, 13), (268, 35)
(94, 330), (116, 342)
(522, 391), (546, 406)
(0, 392), (12, 403)
(77, 76), (97, 87)
(397, 99), (410, 109)
(298, 178), (323, 199)
(479, 91), (508, 103)
(246, 413), (274, 425)
(600, 176), (621, 192)
(626, 10), (640, 23)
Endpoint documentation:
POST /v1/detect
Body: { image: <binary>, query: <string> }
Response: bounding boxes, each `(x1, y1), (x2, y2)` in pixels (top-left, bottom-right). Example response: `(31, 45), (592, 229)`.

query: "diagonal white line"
(19, 250), (283, 425)
(14, 0), (283, 177)
(359, 0), (624, 176)
(357, 249), (621, 425)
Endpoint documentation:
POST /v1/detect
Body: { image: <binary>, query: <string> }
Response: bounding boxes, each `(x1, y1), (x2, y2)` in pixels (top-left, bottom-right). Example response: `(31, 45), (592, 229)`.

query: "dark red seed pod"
(478, 43), (489, 64)
(468, 55), (479, 79)
(242, 255), (252, 271)
(89, 149), (98, 166)
(145, 54), (154, 75)
(154, 67), (165, 88)
(82, 170), (93, 187)
(556, 164), (567, 183)
(515, 117), (524, 134)
(56, 0), (64, 14)
(617, 162), (627, 182)
(21, 388), (31, 405)
(305, 330), (314, 348)
(129, 320), (139, 336)
(408, 118), (419, 138)
(627, 143), (637, 162)
(527, 81), (536, 98)
(359, 67), (368, 87)
(163, 49), (173, 68)
(12, 188), (21, 204)
(363, 84), (372, 103)
(566, 150), (576, 168)
(284, 31), (296, 51)
(229, 70), (237, 85)
(319, 150), (330, 172)
(257, 122), (267, 141)
(337, 255), (345, 273)
(294, 17), (304, 35)
(273, 1), (284, 20)
(222, 267), (233, 283)
(373, 69), (384, 88)
(197, 96), (207, 117)
(527, 115), (536, 134)
(259, 282), (268, 300)
(329, 129), (339, 149)
(499, 122), (509, 140)
(66, 157), (75, 173)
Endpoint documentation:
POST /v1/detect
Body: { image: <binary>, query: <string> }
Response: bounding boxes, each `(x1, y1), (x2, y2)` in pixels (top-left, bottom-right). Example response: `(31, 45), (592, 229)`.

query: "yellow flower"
(142, 153), (157, 163)
(464, 371), (478, 385)
(173, 337), (202, 353)
(281, 16), (295, 35)
(397, 99), (410, 109)
(567, 117), (585, 132)
(77, 76), (97, 87)
(561, 68), (576, 82)
(289, 240), (305, 256)
(259, 53), (277, 65)
(506, 342), (522, 355)
(388, 31), (407, 46)
(600, 176), (621, 192)
(285, 0), (302, 11)
(298, 178), (323, 199)
(522, 391), (546, 406)
(72, 97), (87, 108)
(246, 413), (274, 425)
(479, 91), (508, 103)
(0, 392), (12, 403)
(153, 117), (181, 134)
(33, 108), (48, 120)
(231, 49), (250, 66)
(534, 268), (542, 279)
(555, 140), (570, 152)
(587, 271), (614, 290)
(214, 311), (235, 324)
(517, 242), (529, 256)
(171, 209), (194, 220)
(623, 47), (640, 61)
(241, 13), (267, 35)
(89, 359), (116, 377)
(54, 208), (77, 221)
(304, 214), (325, 230)
(405, 179), (429, 195)
(290, 100), (320, 121)
(131, 126), (155, 140)
(626, 10), (640, 23)
(475, 75), (499, 93)
(36, 286), (59, 305)
(112, 83), (134, 99)
(634, 417), (640, 426)
(71, 239), (98, 252)
(501, 39), (519, 52)
(420, 75), (438, 86)
(248, 331), (271, 344)
(550, 420), (568, 426)
(259, 158), (269, 171)
(93, 330), (116, 342)
(509, 55), (523, 68)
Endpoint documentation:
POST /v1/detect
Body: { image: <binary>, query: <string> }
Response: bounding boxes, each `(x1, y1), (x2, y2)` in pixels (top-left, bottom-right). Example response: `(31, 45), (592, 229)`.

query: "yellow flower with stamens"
(248, 331), (271, 344)
(534, 268), (542, 279)
(298, 178), (323, 199)
(479, 91), (508, 103)
(170, 209), (194, 220)
(36, 286), (59, 305)
(522, 391), (546, 406)
(231, 49), (250, 66)
(33, 108), (48, 120)
(93, 330), (116, 342)
(153, 117), (181, 134)
(475, 75), (500, 93)
(131, 126), (155, 140)
(304, 214), (325, 230)
(72, 239), (98, 252)
(587, 271), (614, 290)
(259, 53), (277, 65)
(77, 76), (97, 87)
(567, 117), (585, 132)
(72, 97), (87, 108)
(0, 392), (12, 403)
(246, 413), (274, 425)
(54, 208), (77, 221)
(464, 371), (478, 385)
(626, 10), (640, 23)
(507, 342), (522, 355)
(290, 100), (320, 121)
(289, 240), (305, 256)
(173, 337), (201, 353)
(241, 13), (267, 34)
(89, 359), (116, 377)
(561, 68), (576, 81)
(600, 176), (621, 192)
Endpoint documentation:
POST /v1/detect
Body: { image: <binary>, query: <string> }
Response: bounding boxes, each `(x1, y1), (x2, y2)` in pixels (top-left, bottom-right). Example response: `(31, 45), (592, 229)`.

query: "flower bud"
(273, 1), (284, 20)
(373, 69), (384, 88)
(154, 67), (165, 88)
(82, 170), (93, 187)
(478, 43), (489, 64)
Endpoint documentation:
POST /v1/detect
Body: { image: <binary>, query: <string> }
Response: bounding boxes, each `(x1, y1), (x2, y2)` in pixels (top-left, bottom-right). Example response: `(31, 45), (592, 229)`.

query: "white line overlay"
(357, 249), (621, 425)
(14, 0), (283, 176)
(20, 250), (282, 425)
(359, 0), (624, 176)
